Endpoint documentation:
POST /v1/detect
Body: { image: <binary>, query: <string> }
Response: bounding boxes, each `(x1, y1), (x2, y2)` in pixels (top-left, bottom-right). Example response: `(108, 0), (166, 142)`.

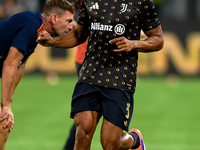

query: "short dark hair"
(43, 0), (75, 17)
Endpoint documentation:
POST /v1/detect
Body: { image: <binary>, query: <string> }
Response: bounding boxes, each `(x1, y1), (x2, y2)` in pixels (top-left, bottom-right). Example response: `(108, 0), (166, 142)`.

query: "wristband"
(0, 99), (13, 104)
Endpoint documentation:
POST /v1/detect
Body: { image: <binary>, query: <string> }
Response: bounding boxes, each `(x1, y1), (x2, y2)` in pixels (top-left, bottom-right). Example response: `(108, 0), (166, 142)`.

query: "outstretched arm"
(0, 47), (24, 131)
(37, 24), (89, 48)
(109, 26), (164, 53)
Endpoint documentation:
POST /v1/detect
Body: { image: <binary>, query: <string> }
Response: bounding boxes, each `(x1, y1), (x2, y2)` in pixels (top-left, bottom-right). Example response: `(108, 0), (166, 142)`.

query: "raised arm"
(109, 26), (164, 53)
(37, 24), (89, 48)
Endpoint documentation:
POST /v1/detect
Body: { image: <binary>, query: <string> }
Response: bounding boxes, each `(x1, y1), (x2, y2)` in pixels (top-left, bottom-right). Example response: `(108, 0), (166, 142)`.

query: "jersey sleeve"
(77, 0), (89, 26)
(140, 0), (160, 31)
(11, 22), (37, 56)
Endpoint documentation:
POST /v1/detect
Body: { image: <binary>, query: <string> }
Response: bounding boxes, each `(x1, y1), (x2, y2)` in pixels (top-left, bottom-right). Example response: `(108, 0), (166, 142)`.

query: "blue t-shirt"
(0, 11), (43, 70)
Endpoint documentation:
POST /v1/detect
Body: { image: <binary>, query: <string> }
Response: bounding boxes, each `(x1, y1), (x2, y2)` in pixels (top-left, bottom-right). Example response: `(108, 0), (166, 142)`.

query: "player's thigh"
(101, 88), (134, 132)
(100, 118), (123, 148)
(0, 120), (10, 148)
(70, 83), (102, 118)
(74, 111), (100, 139)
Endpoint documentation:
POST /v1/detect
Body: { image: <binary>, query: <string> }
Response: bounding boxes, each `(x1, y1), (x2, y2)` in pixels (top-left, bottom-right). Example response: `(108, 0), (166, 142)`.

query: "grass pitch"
(3, 74), (200, 150)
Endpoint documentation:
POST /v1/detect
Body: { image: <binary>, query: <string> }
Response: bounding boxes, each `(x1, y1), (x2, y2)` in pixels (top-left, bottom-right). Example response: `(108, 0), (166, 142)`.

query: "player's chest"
(85, 0), (141, 24)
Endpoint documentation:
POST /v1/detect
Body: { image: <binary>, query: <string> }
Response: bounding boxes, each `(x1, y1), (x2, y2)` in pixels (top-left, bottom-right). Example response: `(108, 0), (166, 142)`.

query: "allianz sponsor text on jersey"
(91, 22), (125, 35)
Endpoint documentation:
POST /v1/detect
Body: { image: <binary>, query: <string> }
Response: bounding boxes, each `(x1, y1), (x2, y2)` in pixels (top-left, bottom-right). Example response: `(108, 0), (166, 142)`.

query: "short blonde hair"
(43, 0), (75, 17)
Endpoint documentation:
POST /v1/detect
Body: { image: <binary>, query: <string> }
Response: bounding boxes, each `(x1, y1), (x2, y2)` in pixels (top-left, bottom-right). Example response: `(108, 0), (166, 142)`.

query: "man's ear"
(50, 14), (57, 25)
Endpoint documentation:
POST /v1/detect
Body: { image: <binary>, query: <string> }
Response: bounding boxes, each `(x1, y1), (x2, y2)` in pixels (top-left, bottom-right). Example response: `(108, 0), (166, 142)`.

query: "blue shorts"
(70, 82), (134, 131)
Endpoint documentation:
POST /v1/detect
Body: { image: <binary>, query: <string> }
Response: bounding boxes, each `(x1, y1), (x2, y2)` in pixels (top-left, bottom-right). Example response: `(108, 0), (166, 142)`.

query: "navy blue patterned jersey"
(77, 0), (160, 93)
(0, 11), (43, 73)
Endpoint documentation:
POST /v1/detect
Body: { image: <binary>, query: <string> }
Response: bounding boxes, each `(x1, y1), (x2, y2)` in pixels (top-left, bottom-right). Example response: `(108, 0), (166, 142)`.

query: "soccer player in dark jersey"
(0, 0), (75, 149)
(37, 0), (164, 150)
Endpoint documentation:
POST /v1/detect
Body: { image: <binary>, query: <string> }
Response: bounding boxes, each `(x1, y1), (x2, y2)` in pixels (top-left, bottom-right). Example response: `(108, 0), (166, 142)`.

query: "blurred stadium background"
(0, 0), (200, 150)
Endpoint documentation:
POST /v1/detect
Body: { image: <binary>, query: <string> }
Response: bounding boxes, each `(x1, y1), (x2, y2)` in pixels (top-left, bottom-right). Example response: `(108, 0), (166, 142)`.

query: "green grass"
(2, 74), (200, 150)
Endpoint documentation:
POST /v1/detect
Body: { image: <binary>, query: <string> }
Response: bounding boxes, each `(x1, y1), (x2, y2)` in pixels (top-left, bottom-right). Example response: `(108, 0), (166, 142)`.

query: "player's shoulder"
(12, 11), (38, 20)
(140, 0), (156, 5)
(12, 11), (41, 27)
(136, 0), (156, 12)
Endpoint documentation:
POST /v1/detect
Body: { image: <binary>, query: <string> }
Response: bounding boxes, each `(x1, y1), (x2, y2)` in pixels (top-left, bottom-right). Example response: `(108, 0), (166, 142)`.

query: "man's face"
(52, 10), (74, 36)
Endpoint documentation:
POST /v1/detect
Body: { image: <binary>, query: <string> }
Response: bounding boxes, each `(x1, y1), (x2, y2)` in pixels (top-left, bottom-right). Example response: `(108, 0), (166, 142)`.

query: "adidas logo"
(90, 2), (99, 10)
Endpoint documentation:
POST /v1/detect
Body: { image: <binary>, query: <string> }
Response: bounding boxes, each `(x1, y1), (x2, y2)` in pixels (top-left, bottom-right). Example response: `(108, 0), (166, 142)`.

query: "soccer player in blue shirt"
(0, 0), (75, 149)
(37, 0), (164, 150)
